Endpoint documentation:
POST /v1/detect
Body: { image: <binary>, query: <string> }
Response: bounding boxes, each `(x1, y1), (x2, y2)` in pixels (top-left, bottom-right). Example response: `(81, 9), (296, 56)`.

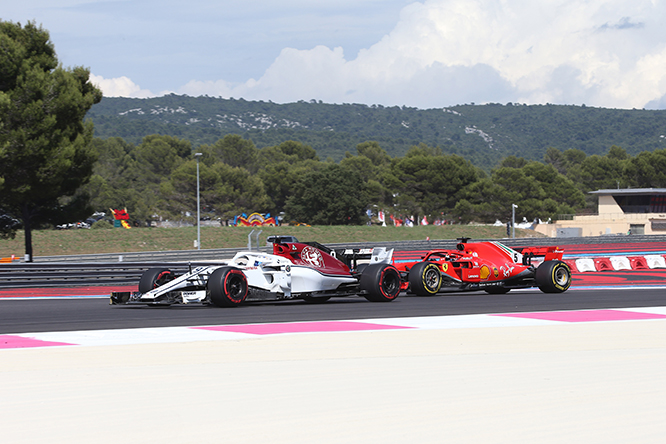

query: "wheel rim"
(226, 274), (246, 302)
(154, 271), (173, 288)
(424, 267), (440, 291)
(554, 266), (569, 286)
(382, 271), (400, 296)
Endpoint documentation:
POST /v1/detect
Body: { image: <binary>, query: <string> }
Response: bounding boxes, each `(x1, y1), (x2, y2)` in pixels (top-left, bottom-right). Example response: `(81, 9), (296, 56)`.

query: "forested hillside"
(76, 133), (666, 230)
(87, 95), (666, 169)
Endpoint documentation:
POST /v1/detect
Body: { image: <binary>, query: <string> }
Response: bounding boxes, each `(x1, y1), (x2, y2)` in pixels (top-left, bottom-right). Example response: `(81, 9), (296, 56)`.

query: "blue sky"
(4, 0), (666, 109)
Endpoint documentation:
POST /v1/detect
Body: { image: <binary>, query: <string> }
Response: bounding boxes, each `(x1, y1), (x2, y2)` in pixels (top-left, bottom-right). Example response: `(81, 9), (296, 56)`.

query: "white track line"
(3, 306), (666, 349)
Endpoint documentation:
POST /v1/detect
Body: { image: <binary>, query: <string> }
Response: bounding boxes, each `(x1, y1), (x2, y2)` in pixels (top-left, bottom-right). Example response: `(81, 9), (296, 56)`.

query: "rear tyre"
(408, 262), (442, 296)
(138, 268), (175, 293)
(207, 267), (248, 307)
(360, 264), (401, 302)
(535, 260), (571, 293)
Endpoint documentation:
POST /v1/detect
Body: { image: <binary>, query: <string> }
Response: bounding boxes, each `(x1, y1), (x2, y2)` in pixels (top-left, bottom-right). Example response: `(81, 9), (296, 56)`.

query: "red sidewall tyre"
(207, 267), (248, 307)
(138, 268), (174, 293)
(360, 263), (401, 302)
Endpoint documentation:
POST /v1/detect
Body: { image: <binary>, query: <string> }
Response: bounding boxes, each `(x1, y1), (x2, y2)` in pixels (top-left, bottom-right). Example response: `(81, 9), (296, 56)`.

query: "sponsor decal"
(467, 274), (479, 279)
(441, 263), (449, 272)
(301, 246), (324, 268)
(480, 282), (501, 288)
(493, 267), (499, 278)
(480, 265), (490, 280)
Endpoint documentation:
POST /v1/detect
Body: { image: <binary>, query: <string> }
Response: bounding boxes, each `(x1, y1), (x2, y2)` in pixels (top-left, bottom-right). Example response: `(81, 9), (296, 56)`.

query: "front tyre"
(408, 262), (442, 296)
(138, 268), (175, 293)
(207, 267), (248, 307)
(360, 264), (401, 302)
(535, 260), (571, 293)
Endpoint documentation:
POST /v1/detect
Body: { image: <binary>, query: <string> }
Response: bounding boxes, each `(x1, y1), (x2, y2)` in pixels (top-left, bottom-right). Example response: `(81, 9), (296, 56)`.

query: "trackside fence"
(2, 235), (666, 289)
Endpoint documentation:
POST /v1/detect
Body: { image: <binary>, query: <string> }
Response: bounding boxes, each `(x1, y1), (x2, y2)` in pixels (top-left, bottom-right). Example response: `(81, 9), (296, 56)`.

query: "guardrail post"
(247, 229), (263, 251)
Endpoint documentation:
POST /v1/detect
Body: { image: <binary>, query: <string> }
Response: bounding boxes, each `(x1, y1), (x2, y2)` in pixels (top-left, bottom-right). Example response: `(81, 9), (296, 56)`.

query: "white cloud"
(90, 74), (157, 98)
(178, 0), (666, 109)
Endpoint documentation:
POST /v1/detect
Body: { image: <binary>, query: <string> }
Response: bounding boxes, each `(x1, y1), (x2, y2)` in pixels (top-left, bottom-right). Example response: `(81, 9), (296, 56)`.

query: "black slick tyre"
(138, 268), (175, 293)
(207, 267), (248, 307)
(360, 263), (401, 302)
(535, 260), (571, 293)
(408, 262), (442, 296)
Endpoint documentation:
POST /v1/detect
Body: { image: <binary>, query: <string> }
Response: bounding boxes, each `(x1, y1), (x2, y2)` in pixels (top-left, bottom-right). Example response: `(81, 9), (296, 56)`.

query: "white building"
(536, 188), (666, 237)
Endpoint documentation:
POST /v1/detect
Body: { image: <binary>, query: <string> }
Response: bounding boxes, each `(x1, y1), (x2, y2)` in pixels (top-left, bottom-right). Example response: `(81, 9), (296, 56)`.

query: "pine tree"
(0, 21), (102, 260)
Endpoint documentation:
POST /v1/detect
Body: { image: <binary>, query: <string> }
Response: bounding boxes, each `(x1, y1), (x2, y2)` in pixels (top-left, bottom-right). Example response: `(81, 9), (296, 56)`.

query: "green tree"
(271, 140), (318, 162)
(579, 151), (629, 192)
(258, 160), (321, 213)
(387, 144), (481, 216)
(356, 141), (392, 167)
(626, 149), (666, 188)
(258, 140), (318, 167)
(164, 160), (272, 221)
(256, 140), (321, 213)
(453, 178), (511, 223)
(340, 142), (395, 208)
(201, 134), (260, 173)
(0, 21), (102, 259)
(285, 164), (369, 225)
(453, 160), (585, 223)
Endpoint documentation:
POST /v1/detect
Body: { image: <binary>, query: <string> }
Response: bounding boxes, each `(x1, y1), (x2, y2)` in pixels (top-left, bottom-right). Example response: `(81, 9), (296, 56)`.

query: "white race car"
(110, 240), (401, 307)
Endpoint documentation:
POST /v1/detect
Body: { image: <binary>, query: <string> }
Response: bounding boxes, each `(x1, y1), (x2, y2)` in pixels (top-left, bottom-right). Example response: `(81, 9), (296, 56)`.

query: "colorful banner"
(232, 213), (279, 227)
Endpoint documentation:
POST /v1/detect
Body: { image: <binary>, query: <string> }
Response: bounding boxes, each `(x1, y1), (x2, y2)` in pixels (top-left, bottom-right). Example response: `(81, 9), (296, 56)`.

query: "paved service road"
(2, 287), (666, 334)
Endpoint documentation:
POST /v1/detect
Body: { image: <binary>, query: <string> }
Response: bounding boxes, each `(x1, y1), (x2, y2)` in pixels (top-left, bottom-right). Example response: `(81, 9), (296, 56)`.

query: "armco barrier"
(3, 235), (666, 288)
(0, 262), (219, 289)
(19, 234), (666, 264)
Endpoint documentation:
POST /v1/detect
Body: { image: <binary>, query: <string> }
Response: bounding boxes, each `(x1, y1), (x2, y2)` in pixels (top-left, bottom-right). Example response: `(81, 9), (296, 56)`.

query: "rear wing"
(514, 246), (564, 264)
(275, 241), (393, 270)
(331, 247), (393, 270)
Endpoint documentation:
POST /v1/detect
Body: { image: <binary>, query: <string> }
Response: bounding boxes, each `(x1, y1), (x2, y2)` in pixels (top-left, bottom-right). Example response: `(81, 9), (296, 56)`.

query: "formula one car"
(110, 240), (401, 307)
(396, 238), (571, 295)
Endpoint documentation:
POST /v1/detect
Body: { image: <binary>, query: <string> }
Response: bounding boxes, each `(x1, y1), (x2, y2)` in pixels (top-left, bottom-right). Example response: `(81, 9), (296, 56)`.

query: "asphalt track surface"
(3, 280), (666, 443)
(2, 285), (666, 334)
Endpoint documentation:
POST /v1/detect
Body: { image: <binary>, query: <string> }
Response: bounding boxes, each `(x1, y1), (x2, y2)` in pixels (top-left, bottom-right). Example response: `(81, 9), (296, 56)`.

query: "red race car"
(395, 238), (572, 295)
